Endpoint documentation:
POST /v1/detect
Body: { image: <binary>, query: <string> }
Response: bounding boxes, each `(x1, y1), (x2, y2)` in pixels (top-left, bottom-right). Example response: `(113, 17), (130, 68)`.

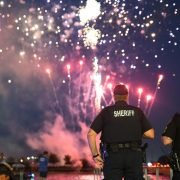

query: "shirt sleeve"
(139, 110), (153, 133)
(162, 114), (177, 139)
(90, 109), (105, 134)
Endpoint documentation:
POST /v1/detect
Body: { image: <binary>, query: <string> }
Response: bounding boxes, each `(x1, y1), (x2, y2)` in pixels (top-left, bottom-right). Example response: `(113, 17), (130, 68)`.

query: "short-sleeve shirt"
(162, 113), (180, 152)
(90, 101), (152, 144)
(39, 155), (48, 172)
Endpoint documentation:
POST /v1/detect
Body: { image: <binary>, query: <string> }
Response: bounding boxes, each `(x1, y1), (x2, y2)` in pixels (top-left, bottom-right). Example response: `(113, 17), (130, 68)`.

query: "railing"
(93, 169), (103, 180)
(93, 167), (173, 180)
(143, 166), (173, 180)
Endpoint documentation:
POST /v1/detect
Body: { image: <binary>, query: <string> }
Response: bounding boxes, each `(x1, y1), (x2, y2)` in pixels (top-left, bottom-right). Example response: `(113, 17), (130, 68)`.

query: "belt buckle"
(118, 144), (123, 148)
(112, 144), (119, 152)
(124, 143), (130, 148)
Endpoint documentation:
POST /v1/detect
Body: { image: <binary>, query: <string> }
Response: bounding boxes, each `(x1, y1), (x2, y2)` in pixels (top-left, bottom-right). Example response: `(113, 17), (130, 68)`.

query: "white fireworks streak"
(92, 57), (103, 113)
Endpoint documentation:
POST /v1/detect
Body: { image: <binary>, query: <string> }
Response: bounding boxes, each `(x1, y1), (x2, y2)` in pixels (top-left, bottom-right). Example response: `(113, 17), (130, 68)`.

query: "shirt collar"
(115, 100), (128, 105)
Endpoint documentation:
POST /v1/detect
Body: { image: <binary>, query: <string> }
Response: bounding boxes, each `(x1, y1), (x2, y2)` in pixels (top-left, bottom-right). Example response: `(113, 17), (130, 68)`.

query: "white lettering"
(113, 110), (135, 117)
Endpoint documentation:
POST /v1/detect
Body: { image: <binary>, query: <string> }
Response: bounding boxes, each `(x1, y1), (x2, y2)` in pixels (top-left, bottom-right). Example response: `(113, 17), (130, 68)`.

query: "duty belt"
(106, 142), (141, 152)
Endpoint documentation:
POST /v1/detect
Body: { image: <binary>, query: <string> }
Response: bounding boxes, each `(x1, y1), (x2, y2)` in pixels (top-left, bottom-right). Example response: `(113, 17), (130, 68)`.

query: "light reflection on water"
(34, 173), (170, 180)
(35, 173), (98, 180)
(47, 173), (97, 180)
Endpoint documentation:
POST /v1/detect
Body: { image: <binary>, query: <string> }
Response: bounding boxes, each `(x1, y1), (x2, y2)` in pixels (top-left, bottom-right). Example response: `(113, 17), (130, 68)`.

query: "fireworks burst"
(0, 0), (179, 156)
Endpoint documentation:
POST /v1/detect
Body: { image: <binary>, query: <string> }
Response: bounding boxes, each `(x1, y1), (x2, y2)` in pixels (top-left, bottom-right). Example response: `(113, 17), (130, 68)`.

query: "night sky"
(0, 0), (179, 162)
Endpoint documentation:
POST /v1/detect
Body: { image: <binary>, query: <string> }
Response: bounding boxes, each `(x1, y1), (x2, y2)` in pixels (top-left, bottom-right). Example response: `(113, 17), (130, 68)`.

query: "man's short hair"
(43, 151), (48, 155)
(113, 84), (128, 95)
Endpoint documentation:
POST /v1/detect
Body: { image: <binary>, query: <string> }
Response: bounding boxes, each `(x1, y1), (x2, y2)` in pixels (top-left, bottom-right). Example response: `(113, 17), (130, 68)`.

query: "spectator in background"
(0, 153), (6, 163)
(0, 152), (13, 179)
(162, 113), (180, 180)
(38, 151), (49, 180)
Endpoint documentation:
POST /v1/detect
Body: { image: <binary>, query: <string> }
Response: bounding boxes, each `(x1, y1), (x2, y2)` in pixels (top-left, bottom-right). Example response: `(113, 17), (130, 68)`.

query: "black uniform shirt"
(162, 113), (180, 152)
(90, 101), (152, 144)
